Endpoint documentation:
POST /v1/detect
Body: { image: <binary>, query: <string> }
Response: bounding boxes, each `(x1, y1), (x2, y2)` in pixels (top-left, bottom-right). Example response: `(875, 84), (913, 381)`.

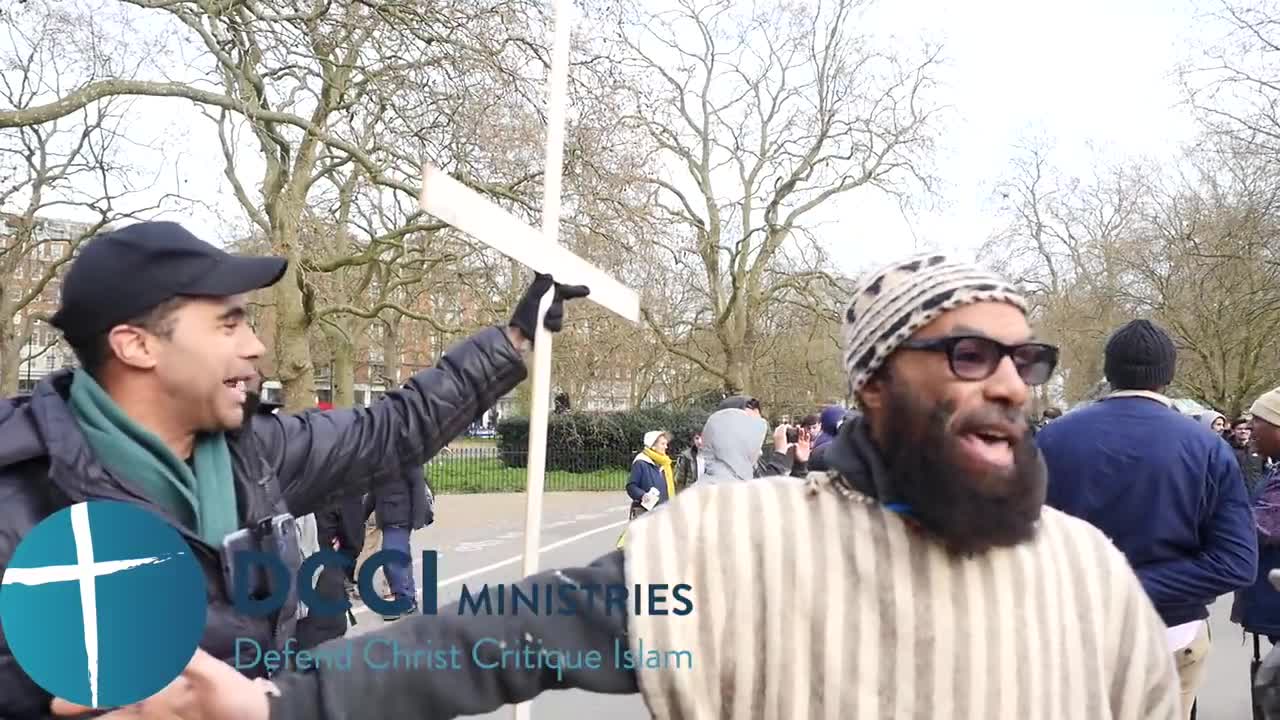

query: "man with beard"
(1036, 319), (1257, 720)
(55, 254), (1182, 720)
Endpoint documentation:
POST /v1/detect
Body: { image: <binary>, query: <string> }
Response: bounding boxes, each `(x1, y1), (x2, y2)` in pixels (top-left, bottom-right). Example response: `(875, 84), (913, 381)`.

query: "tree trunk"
(724, 351), (748, 396)
(332, 333), (356, 409)
(382, 316), (402, 387)
(513, 380), (533, 417)
(274, 241), (315, 412)
(0, 333), (22, 396)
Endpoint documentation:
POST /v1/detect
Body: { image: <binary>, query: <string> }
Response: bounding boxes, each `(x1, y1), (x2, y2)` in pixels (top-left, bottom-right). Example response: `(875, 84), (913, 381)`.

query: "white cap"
(644, 430), (668, 448)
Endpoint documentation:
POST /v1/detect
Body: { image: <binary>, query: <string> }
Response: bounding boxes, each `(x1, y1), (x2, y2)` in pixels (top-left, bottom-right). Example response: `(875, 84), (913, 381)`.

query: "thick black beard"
(878, 384), (1046, 557)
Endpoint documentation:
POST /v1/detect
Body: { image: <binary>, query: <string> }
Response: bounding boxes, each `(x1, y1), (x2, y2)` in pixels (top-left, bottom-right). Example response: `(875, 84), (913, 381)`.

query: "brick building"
(3, 215), (94, 392)
(249, 282), (515, 424)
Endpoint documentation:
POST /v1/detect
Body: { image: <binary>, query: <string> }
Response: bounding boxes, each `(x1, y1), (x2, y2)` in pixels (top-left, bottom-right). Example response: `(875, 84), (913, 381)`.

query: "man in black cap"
(1037, 318), (1257, 720)
(0, 220), (589, 719)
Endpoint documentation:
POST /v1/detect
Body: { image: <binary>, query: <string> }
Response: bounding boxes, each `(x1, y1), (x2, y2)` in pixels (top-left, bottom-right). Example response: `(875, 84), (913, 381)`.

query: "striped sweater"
(623, 474), (1181, 720)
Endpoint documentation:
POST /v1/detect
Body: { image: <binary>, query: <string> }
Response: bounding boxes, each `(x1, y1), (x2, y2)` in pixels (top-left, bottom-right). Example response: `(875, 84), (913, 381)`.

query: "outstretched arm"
(269, 550), (638, 720)
(51, 551), (638, 720)
(254, 326), (529, 516)
(256, 273), (588, 517)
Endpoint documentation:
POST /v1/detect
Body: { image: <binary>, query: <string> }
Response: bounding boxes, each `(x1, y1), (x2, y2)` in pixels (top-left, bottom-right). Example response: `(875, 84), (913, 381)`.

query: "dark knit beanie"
(1104, 319), (1177, 390)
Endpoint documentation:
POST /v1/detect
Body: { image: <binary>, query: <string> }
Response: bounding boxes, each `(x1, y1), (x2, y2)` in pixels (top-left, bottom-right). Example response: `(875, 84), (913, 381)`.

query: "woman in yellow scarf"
(618, 430), (674, 548)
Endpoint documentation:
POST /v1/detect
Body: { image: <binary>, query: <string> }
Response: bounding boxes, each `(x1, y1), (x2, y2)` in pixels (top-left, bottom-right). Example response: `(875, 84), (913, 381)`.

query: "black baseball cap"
(49, 221), (287, 341)
(718, 394), (761, 412)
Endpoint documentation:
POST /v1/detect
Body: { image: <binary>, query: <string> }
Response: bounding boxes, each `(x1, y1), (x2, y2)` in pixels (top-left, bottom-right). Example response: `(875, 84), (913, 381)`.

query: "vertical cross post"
(514, 2), (574, 717)
(419, 0), (638, 715)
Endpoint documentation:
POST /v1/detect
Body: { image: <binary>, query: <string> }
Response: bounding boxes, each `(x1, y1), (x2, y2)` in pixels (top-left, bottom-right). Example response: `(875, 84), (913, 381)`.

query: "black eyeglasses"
(898, 335), (1059, 386)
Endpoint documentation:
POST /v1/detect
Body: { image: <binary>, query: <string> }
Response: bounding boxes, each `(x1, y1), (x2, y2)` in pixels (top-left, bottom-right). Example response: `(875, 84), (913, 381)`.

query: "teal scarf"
(67, 369), (239, 545)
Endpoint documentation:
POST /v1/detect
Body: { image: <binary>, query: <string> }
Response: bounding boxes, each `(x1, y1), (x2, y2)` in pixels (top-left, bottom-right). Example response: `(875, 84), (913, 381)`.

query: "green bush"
(497, 407), (712, 471)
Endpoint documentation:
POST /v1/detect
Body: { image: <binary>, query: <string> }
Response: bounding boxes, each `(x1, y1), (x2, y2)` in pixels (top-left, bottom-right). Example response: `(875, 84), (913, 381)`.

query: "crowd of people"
(5, 221), (1280, 719)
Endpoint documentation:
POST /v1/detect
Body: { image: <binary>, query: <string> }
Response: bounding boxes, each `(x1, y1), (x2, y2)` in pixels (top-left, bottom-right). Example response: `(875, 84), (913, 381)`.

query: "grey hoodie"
(699, 408), (768, 483)
(1199, 411), (1226, 433)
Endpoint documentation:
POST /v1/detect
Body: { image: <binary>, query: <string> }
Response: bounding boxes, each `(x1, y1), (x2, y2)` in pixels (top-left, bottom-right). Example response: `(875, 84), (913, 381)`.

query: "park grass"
(449, 437), (498, 448)
(429, 457), (627, 494)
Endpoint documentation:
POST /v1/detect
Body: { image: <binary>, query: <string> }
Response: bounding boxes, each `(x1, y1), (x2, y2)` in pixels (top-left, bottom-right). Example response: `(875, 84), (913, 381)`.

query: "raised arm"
(254, 326), (528, 516)
(254, 274), (589, 516)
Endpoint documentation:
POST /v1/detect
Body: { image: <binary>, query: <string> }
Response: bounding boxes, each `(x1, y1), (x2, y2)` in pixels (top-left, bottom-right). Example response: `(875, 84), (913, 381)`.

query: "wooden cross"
(419, 2), (639, 717)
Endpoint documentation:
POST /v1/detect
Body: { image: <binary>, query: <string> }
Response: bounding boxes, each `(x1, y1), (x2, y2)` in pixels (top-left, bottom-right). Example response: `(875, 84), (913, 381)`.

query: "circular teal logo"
(0, 500), (208, 708)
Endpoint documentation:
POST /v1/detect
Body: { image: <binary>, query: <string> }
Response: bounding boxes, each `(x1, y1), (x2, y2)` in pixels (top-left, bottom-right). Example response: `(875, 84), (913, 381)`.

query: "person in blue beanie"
(1037, 318), (1258, 720)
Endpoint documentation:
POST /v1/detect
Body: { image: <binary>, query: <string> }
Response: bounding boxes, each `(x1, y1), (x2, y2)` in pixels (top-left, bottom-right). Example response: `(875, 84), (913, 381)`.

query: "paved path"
(1199, 594), (1263, 719)
(345, 492), (651, 719)
(339, 492), (1267, 719)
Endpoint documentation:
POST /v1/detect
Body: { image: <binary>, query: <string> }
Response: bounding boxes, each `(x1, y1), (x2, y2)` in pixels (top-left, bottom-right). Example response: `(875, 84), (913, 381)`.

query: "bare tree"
(0, 0), (553, 409)
(1122, 147), (1280, 417)
(594, 0), (940, 393)
(984, 138), (1280, 413)
(0, 0), (184, 394)
(1182, 0), (1280, 170)
(981, 140), (1155, 404)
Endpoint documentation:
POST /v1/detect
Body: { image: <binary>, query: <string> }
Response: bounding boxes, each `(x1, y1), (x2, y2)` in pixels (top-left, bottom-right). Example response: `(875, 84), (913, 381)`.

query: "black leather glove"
(508, 272), (590, 342)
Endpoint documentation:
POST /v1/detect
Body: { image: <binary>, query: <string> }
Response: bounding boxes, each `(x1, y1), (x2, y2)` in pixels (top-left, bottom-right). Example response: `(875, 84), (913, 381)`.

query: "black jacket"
(367, 462), (433, 530)
(755, 450), (793, 478)
(264, 416), (887, 720)
(1234, 442), (1268, 496)
(0, 326), (526, 720)
(269, 550), (637, 720)
(674, 447), (700, 491)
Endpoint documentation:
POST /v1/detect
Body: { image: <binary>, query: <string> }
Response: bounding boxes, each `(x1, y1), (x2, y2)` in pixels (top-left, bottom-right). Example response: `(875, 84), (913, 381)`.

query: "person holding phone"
(0, 221), (589, 719)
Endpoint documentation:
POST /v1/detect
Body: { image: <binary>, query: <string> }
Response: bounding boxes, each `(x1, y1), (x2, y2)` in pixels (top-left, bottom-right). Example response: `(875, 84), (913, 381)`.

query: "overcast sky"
(822, 0), (1211, 273)
(20, 0), (1221, 280)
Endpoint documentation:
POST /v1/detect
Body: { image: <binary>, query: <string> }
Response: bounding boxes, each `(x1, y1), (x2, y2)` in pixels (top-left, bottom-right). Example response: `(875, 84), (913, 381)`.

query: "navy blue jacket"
(1037, 395), (1258, 627)
(625, 455), (671, 511)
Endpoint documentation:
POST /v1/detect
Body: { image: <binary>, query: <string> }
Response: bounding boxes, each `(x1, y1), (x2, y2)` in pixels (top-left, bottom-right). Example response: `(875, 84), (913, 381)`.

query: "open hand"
(794, 428), (812, 463)
(51, 649), (271, 720)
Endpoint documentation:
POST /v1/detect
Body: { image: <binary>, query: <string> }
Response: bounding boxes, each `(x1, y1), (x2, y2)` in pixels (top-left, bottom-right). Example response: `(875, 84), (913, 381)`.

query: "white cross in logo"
(2, 502), (185, 707)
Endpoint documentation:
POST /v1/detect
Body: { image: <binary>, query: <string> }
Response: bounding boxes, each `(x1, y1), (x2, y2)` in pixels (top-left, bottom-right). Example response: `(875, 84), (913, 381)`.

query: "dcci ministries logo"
(0, 501), (207, 708)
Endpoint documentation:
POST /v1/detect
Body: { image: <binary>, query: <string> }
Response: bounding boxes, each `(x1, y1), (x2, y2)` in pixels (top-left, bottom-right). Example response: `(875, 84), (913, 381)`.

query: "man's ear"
(858, 372), (888, 412)
(106, 326), (160, 371)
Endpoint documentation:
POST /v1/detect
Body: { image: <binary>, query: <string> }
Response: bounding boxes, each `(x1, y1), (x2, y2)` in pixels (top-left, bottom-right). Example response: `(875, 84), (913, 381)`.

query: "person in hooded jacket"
(808, 409), (860, 472)
(716, 395), (795, 477)
(813, 405), (845, 451)
(698, 408), (769, 483)
(0, 220), (589, 720)
(625, 431), (675, 520)
(1198, 410), (1228, 438)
